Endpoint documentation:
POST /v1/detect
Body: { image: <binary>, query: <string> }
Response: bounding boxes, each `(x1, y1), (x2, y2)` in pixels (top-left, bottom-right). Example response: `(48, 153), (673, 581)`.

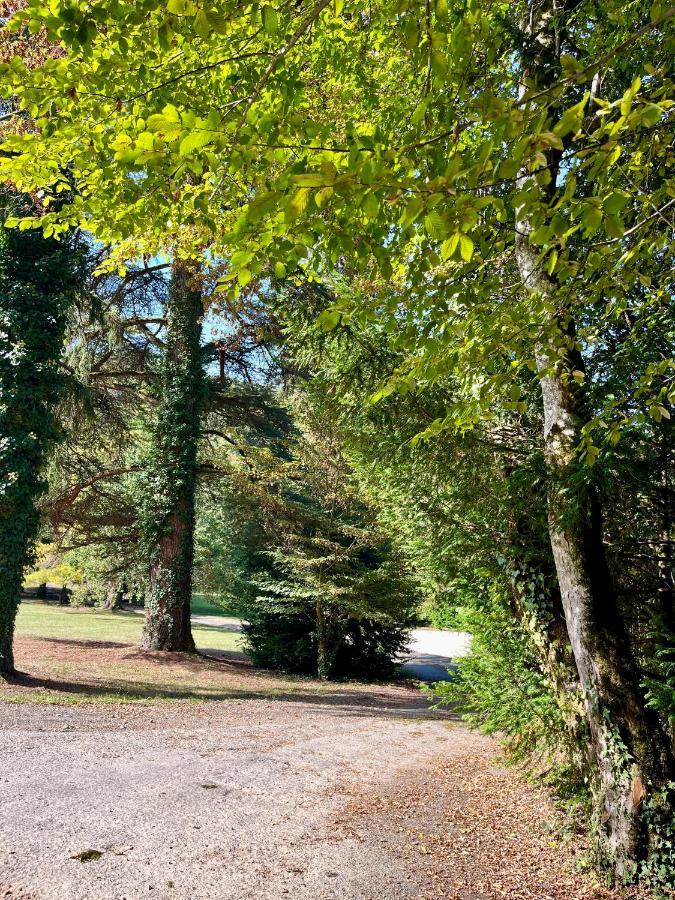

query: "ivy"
(0, 193), (83, 675)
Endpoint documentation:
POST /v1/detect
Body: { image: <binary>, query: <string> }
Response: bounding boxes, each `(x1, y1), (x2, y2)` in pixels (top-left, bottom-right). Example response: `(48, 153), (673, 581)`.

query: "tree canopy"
(2, 0), (673, 448)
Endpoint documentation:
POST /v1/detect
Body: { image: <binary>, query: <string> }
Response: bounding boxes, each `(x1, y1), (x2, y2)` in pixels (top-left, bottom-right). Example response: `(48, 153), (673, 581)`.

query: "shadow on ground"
(3, 638), (455, 719)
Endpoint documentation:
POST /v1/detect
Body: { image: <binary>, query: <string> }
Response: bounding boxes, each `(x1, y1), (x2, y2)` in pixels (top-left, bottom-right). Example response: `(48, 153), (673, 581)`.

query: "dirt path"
(0, 686), (624, 900)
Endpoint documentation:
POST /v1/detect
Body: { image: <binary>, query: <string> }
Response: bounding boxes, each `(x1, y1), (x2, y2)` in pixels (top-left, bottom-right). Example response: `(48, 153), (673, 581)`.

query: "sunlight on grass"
(191, 593), (242, 617)
(15, 601), (243, 653)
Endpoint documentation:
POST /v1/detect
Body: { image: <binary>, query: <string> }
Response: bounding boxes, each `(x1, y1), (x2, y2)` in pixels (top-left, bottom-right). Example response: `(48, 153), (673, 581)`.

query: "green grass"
(16, 600), (243, 653)
(190, 593), (242, 617)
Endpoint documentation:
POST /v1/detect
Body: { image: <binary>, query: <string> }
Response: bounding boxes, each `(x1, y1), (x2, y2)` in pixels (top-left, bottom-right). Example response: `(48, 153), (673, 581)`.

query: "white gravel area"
(0, 695), (462, 900)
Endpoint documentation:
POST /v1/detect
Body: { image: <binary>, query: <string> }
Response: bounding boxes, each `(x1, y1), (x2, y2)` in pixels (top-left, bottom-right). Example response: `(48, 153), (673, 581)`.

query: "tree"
(276, 275), (673, 879)
(139, 261), (205, 650)
(39, 254), (292, 646)
(205, 400), (419, 680)
(0, 192), (82, 675)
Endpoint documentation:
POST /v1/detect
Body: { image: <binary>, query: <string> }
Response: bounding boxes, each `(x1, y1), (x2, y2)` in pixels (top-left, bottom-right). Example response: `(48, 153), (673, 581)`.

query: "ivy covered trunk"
(140, 261), (204, 653)
(0, 197), (80, 677)
(515, 0), (674, 877)
(316, 596), (330, 680)
(505, 535), (589, 771)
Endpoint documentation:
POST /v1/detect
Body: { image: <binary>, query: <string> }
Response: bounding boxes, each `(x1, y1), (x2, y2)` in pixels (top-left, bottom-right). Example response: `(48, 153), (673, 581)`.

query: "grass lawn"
(4, 601), (413, 708)
(15, 600), (243, 653)
(190, 593), (242, 618)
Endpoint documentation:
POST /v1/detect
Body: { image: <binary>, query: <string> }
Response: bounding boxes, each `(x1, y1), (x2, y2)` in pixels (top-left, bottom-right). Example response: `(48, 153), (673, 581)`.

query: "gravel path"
(0, 688), (625, 900)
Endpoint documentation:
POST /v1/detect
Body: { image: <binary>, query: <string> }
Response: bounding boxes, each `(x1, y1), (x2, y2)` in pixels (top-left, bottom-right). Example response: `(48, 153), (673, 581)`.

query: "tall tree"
(137, 261), (205, 651)
(511, 0), (673, 873)
(0, 193), (81, 675)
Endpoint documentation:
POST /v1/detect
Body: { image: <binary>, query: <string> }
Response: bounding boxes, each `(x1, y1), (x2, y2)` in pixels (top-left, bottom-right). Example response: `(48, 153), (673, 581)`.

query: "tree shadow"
(12, 680), (453, 718)
(6, 636), (457, 719)
(22, 637), (132, 651)
(6, 668), (455, 720)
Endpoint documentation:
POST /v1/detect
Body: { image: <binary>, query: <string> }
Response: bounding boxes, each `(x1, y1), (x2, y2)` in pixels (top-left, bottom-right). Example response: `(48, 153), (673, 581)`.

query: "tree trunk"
(515, 1), (674, 876)
(140, 261), (204, 652)
(316, 597), (330, 679)
(505, 537), (590, 770)
(0, 197), (80, 677)
(532, 329), (672, 874)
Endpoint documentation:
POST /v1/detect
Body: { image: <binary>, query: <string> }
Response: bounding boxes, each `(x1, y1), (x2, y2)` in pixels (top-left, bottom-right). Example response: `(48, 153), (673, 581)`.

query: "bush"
(432, 590), (586, 787)
(242, 608), (412, 680)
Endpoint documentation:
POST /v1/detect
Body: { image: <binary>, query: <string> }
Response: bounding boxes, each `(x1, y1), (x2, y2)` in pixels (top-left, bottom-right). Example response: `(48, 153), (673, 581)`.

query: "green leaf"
(423, 210), (445, 240)
(553, 95), (588, 137)
(315, 187), (334, 210)
(363, 191), (379, 220)
(317, 309), (341, 331)
(291, 173), (332, 187)
(194, 9), (210, 38)
(157, 22), (172, 51)
(604, 215), (624, 239)
(459, 234), (474, 262)
(206, 8), (229, 34)
(399, 197), (424, 230)
(580, 204), (602, 235)
(179, 130), (212, 155)
(430, 49), (448, 76)
(440, 232), (459, 260)
(162, 104), (181, 123)
(261, 5), (279, 34)
(247, 190), (281, 222)
(639, 103), (662, 126)
(498, 158), (520, 179)
(285, 188), (310, 222)
(602, 191), (628, 215)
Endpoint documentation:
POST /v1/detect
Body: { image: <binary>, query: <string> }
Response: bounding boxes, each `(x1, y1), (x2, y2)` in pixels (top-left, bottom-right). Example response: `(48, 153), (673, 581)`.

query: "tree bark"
(505, 519), (590, 769)
(140, 261), (204, 652)
(514, 1), (674, 877)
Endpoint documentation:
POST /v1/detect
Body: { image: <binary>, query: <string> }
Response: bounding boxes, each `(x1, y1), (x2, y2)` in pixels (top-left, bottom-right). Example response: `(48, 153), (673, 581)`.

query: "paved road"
(399, 628), (471, 682)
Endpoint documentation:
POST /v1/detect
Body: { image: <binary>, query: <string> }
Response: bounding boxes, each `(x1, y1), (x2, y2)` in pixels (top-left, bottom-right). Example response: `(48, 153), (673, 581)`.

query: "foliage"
(644, 624), (675, 728)
(23, 563), (83, 588)
(208, 405), (420, 679)
(273, 275), (675, 877)
(433, 588), (584, 777)
(638, 780), (675, 888)
(0, 192), (83, 674)
(39, 255), (292, 622)
(0, 0), (672, 448)
(1, 0), (673, 880)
